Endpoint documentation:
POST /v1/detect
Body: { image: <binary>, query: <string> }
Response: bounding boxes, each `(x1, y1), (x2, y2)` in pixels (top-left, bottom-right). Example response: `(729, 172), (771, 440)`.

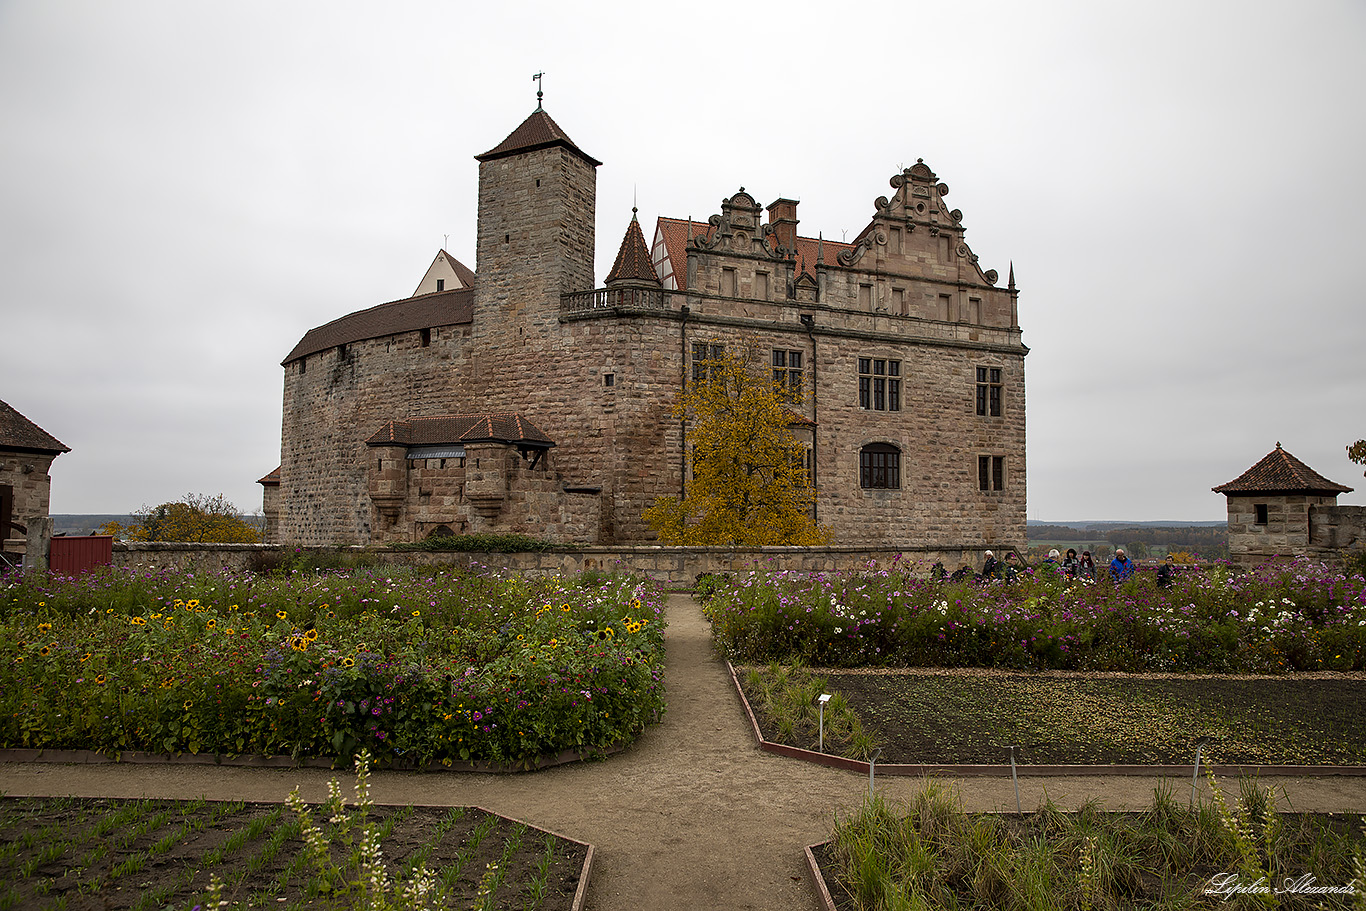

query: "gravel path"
(4, 593), (1366, 910)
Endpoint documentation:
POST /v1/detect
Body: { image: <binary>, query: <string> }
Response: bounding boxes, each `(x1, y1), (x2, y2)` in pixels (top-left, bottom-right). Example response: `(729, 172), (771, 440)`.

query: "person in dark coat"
(1157, 554), (1177, 588)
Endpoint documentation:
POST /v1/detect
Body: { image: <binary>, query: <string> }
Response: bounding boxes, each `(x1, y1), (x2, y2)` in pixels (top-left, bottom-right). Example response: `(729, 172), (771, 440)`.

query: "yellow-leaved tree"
(99, 493), (260, 543)
(644, 341), (830, 545)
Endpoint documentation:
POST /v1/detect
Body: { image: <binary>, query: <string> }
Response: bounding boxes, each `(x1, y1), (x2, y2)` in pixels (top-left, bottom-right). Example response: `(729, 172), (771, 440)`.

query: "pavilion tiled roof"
(605, 214), (661, 285)
(1213, 443), (1353, 495)
(0, 399), (69, 454)
(283, 287), (473, 365)
(257, 466), (281, 486)
(474, 109), (602, 168)
(366, 413), (555, 448)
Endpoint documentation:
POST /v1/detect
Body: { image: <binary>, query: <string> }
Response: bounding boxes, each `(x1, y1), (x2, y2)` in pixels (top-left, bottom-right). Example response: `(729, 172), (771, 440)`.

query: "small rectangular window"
(969, 297), (981, 323)
(772, 349), (804, 399)
(436, 278), (445, 291)
(756, 272), (770, 300)
(1255, 503), (1269, 525)
(721, 268), (737, 297)
(692, 342), (725, 381)
(859, 357), (901, 411)
(979, 455), (1005, 491)
(892, 288), (905, 314)
(604, 373), (615, 387)
(977, 366), (1003, 417)
(420, 328), (431, 347)
(939, 293), (952, 321)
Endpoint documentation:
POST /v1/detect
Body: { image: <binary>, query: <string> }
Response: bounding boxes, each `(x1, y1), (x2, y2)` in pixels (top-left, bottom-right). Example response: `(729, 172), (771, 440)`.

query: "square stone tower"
(472, 108), (600, 412)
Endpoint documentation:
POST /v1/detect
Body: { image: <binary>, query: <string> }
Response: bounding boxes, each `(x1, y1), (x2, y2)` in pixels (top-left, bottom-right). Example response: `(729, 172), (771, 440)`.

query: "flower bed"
(701, 559), (1366, 672)
(0, 567), (666, 766)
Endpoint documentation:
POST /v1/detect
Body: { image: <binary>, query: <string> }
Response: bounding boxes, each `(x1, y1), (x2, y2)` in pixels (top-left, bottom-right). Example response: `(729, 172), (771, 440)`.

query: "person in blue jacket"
(1109, 547), (1137, 582)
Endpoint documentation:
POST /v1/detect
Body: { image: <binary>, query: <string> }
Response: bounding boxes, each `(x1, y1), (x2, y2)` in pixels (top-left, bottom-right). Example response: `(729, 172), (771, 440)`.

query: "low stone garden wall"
(110, 542), (993, 584)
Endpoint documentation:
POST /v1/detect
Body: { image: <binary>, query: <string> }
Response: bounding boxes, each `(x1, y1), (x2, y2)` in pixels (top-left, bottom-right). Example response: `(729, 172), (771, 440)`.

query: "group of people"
(937, 547), (1178, 586)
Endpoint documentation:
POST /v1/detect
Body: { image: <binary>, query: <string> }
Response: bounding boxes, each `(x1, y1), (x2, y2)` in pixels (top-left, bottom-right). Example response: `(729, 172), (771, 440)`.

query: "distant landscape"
(1026, 519), (1228, 560)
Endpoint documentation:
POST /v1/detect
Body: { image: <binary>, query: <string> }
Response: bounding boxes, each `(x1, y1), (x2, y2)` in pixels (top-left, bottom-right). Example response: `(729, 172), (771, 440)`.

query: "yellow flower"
(187, 600), (199, 608)
(183, 700), (193, 710)
(342, 657), (355, 667)
(305, 629), (318, 641)
(38, 602), (45, 607)
(277, 610), (288, 620)
(163, 620), (174, 630)
(412, 610), (420, 617)
(39, 646), (50, 656)
(94, 674), (105, 685)
(548, 638), (559, 648)
(80, 653), (91, 662)
(130, 616), (146, 626)
(37, 622), (52, 634)
(225, 628), (236, 636)
(206, 618), (217, 630)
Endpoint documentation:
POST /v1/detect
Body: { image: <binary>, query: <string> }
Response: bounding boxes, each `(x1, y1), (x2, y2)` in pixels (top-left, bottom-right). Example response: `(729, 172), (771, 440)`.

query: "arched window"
(860, 443), (900, 490)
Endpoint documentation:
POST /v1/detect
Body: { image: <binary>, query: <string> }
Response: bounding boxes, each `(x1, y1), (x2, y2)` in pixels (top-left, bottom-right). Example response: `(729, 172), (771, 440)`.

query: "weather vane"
(533, 71), (544, 111)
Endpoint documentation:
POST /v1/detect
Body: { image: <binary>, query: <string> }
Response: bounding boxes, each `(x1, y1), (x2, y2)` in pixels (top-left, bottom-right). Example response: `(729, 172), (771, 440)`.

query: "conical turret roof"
(475, 109), (601, 167)
(605, 212), (661, 286)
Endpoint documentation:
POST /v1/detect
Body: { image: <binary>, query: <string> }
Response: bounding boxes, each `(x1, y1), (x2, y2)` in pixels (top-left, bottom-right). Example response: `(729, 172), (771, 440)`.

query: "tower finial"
(817, 232), (824, 265)
(532, 71), (545, 111)
(1008, 260), (1016, 291)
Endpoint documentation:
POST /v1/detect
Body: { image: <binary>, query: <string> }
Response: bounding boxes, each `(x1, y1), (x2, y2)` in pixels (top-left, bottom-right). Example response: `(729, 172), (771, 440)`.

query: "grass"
(0, 759), (587, 911)
(817, 780), (1366, 910)
(741, 666), (1366, 766)
(739, 662), (880, 761)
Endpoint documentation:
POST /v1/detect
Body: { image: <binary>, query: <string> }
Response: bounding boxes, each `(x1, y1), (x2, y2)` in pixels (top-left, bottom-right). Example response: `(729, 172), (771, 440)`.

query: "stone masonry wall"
(110, 542), (992, 585)
(1, 451), (59, 554)
(279, 320), (477, 546)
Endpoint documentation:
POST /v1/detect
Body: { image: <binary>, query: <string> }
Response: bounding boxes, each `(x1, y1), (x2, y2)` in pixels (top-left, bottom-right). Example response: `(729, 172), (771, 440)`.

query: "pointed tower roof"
(1213, 443), (1353, 496)
(605, 211), (661, 286)
(475, 109), (602, 167)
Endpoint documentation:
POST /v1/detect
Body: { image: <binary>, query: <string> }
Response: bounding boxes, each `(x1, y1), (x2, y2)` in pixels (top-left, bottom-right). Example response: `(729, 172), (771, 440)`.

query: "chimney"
(766, 198), (799, 253)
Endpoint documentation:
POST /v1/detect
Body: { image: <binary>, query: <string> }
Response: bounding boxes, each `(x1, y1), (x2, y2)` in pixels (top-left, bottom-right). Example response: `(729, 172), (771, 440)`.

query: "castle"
(267, 105), (1028, 549)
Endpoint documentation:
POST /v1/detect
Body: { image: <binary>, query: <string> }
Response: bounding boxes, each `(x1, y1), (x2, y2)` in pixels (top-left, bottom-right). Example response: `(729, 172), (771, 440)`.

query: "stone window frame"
(858, 357), (901, 412)
(691, 342), (725, 382)
(1254, 503), (1269, 525)
(978, 455), (1005, 491)
(771, 348), (804, 401)
(860, 443), (901, 490)
(976, 365), (1003, 417)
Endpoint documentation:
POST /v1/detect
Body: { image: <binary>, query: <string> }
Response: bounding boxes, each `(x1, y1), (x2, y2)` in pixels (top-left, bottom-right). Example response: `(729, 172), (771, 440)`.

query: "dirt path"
(4, 594), (1366, 910)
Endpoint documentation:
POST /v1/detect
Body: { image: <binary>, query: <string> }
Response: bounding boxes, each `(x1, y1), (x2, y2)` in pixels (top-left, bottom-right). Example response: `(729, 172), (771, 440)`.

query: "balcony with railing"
(560, 287), (679, 315)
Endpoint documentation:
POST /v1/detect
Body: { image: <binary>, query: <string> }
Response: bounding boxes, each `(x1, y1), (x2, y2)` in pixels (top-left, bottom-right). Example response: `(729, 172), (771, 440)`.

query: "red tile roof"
(257, 466), (281, 486)
(283, 287), (473, 365)
(1213, 444), (1353, 495)
(0, 399), (69, 454)
(475, 109), (602, 168)
(653, 216), (853, 291)
(366, 413), (555, 448)
(605, 215), (661, 285)
(654, 217), (714, 291)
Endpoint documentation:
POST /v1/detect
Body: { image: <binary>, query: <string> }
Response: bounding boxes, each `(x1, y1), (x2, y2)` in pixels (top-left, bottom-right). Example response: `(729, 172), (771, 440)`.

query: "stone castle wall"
(1225, 495), (1366, 567)
(1, 451), (59, 554)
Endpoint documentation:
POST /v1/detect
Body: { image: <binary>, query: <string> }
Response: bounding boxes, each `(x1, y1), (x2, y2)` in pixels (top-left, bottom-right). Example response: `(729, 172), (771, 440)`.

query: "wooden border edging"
(804, 843), (837, 911)
(726, 661), (1366, 778)
(0, 742), (626, 773)
(472, 807), (594, 911)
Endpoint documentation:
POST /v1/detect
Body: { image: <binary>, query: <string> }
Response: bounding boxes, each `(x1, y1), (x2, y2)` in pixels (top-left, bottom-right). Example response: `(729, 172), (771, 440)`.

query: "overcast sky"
(2, 0), (1362, 523)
